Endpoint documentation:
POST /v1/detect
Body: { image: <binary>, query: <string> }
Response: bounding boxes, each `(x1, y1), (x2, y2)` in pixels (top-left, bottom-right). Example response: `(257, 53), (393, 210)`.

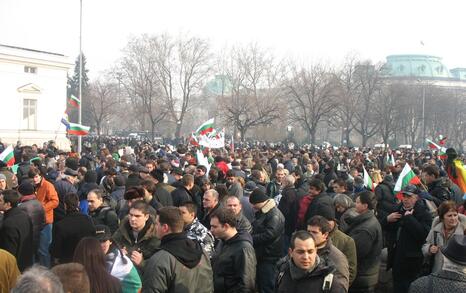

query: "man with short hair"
(210, 208), (256, 292)
(266, 167), (285, 198)
(307, 216), (349, 291)
(171, 174), (196, 207)
(422, 164), (451, 206)
(226, 170), (244, 198)
(275, 231), (345, 292)
(142, 207), (213, 293)
(409, 235), (466, 292)
(51, 263), (90, 293)
(226, 195), (252, 234)
(53, 168), (78, 222)
(87, 189), (119, 234)
(12, 265), (64, 293)
(179, 201), (215, 258)
(0, 190), (33, 271)
(201, 189), (221, 230)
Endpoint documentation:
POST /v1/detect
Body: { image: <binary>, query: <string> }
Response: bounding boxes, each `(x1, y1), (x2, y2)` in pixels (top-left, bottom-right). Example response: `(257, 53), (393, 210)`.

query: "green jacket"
(329, 226), (357, 285)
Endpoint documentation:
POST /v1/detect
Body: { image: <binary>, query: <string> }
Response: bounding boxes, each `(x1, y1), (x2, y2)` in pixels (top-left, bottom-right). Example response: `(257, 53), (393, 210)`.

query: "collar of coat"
(260, 199), (276, 213)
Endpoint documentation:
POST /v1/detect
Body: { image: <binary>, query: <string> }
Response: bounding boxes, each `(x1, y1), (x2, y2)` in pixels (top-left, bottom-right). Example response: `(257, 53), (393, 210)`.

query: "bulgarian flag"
(438, 136), (447, 146)
(67, 123), (90, 136)
(363, 165), (374, 191)
(195, 118), (214, 136)
(426, 138), (447, 158)
(69, 94), (80, 108)
(110, 252), (142, 293)
(394, 163), (421, 200)
(0, 146), (15, 167)
(61, 112), (70, 129)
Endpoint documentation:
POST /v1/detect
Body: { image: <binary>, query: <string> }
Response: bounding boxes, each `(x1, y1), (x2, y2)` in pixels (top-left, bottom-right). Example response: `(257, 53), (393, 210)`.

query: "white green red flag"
(394, 163), (421, 199)
(0, 146), (15, 167)
(363, 165), (374, 191)
(195, 118), (214, 136)
(426, 138), (447, 158)
(67, 123), (90, 136)
(198, 128), (225, 149)
(69, 94), (80, 108)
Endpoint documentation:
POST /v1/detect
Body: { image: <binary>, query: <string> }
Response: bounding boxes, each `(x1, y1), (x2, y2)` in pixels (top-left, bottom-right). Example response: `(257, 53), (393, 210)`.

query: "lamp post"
(422, 85), (426, 149)
(77, 0), (83, 154)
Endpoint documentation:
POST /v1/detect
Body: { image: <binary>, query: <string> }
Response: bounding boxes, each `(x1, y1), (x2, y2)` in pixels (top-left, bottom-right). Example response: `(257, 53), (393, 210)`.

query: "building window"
(22, 99), (37, 130)
(24, 66), (37, 74)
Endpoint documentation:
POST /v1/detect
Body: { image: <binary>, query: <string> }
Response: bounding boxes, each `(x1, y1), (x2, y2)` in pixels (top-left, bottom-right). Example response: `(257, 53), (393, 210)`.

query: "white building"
(0, 44), (73, 149)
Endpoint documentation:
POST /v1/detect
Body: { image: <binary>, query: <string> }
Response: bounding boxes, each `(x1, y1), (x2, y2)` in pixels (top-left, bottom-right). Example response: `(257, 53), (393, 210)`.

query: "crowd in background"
(1, 138), (466, 293)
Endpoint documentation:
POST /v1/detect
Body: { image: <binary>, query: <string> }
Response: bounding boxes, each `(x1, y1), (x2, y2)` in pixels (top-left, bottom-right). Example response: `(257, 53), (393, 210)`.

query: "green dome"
(383, 55), (451, 79)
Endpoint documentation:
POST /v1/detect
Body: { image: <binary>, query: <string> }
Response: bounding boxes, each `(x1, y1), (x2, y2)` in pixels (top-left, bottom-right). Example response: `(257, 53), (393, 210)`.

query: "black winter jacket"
(304, 192), (333, 227)
(53, 179), (77, 222)
(343, 210), (382, 291)
(212, 232), (256, 292)
(251, 199), (285, 262)
(18, 195), (45, 252)
(375, 177), (396, 224)
(0, 207), (33, 271)
(89, 205), (119, 234)
(278, 186), (298, 237)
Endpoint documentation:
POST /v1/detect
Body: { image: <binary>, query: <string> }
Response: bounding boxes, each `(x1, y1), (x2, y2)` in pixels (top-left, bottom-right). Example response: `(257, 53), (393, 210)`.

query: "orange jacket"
(36, 178), (59, 224)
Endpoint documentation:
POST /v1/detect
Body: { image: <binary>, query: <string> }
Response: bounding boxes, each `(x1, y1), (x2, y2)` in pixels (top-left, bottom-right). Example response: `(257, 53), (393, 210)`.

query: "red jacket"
(36, 179), (59, 224)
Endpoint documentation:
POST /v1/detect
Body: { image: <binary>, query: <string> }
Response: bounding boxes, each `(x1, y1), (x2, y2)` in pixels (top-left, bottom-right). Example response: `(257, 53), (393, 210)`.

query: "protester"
(225, 195), (253, 234)
(73, 237), (122, 293)
(11, 265), (64, 293)
(142, 207), (213, 292)
(210, 208), (256, 292)
(87, 188), (119, 233)
(51, 263), (91, 293)
(201, 189), (221, 230)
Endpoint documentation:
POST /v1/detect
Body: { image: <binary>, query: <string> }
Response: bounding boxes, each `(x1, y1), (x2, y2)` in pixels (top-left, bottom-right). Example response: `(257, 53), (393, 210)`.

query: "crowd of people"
(0, 138), (466, 293)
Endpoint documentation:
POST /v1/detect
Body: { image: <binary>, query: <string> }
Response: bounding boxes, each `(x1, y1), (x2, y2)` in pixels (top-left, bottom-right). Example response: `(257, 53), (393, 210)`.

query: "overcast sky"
(1, 0), (465, 79)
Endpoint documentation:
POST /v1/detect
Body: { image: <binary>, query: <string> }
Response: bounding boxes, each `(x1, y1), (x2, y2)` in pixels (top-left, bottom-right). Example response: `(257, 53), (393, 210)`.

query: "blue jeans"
(38, 224), (52, 268)
(256, 260), (278, 293)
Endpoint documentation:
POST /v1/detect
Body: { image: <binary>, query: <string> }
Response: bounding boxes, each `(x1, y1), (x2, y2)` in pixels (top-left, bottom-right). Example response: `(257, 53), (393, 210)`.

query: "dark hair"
(141, 179), (156, 194)
(64, 193), (80, 212)
(225, 170), (236, 178)
(51, 263), (90, 293)
(73, 237), (120, 293)
(438, 200), (457, 221)
(0, 189), (21, 208)
(422, 165), (440, 178)
(290, 230), (315, 250)
(196, 165), (207, 173)
(181, 174), (194, 186)
(124, 186), (145, 200)
(308, 179), (325, 192)
(211, 208), (237, 228)
(215, 184), (229, 201)
(333, 179), (347, 189)
(251, 169), (262, 181)
(150, 169), (165, 183)
(307, 215), (332, 234)
(356, 191), (377, 210)
(28, 166), (42, 179)
(180, 201), (198, 217)
(158, 207), (184, 233)
(88, 189), (104, 199)
(130, 200), (150, 215)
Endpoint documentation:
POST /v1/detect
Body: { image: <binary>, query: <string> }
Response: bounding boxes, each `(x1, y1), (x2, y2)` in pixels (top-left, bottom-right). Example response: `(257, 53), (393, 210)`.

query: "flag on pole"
(438, 136), (447, 146)
(61, 112), (70, 129)
(198, 129), (225, 149)
(69, 94), (81, 108)
(394, 163), (421, 200)
(195, 118), (215, 136)
(67, 123), (90, 136)
(0, 146), (15, 167)
(363, 165), (374, 191)
(426, 139), (447, 158)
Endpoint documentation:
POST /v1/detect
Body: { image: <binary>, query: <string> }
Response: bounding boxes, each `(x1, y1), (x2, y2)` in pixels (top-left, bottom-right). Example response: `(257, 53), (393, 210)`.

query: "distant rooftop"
(382, 54), (453, 79)
(0, 44), (64, 57)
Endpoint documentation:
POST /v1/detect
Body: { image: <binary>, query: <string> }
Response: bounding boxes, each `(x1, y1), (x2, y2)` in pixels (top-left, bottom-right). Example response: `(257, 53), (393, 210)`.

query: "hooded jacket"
(212, 232), (256, 292)
(142, 232), (213, 293)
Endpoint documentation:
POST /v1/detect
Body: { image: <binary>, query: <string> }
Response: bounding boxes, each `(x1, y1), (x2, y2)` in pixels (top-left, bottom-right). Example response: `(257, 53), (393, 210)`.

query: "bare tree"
(217, 44), (283, 141)
(352, 61), (384, 146)
(119, 36), (168, 139)
(150, 33), (211, 138)
(284, 63), (338, 144)
(375, 82), (405, 145)
(87, 79), (118, 136)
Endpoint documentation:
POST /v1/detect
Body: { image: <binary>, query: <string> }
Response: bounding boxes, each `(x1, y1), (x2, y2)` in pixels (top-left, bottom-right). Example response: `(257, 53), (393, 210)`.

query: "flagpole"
(77, 0), (83, 154)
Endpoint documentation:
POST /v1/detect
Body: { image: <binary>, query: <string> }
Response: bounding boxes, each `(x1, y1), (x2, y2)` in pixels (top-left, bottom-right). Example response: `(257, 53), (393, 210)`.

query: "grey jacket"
(409, 270), (466, 292)
(422, 214), (466, 273)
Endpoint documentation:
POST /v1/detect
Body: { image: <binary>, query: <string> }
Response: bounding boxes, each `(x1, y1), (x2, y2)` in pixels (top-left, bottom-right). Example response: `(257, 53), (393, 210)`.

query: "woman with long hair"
(73, 237), (122, 293)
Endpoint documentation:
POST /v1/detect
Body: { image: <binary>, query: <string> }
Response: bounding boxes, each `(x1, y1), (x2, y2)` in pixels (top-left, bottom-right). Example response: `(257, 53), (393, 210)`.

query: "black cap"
(401, 184), (418, 197)
(249, 188), (269, 204)
(244, 181), (257, 193)
(95, 225), (112, 241)
(64, 168), (78, 177)
(129, 164), (140, 173)
(441, 235), (466, 265)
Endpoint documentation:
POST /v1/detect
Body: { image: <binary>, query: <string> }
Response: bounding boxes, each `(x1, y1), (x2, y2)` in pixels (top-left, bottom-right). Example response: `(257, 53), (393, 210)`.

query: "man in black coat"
(171, 174), (196, 207)
(87, 189), (119, 234)
(50, 193), (96, 265)
(53, 168), (78, 222)
(17, 181), (45, 259)
(422, 165), (451, 206)
(303, 179), (333, 229)
(382, 185), (432, 293)
(0, 189), (33, 271)
(210, 208), (256, 292)
(250, 188), (285, 293)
